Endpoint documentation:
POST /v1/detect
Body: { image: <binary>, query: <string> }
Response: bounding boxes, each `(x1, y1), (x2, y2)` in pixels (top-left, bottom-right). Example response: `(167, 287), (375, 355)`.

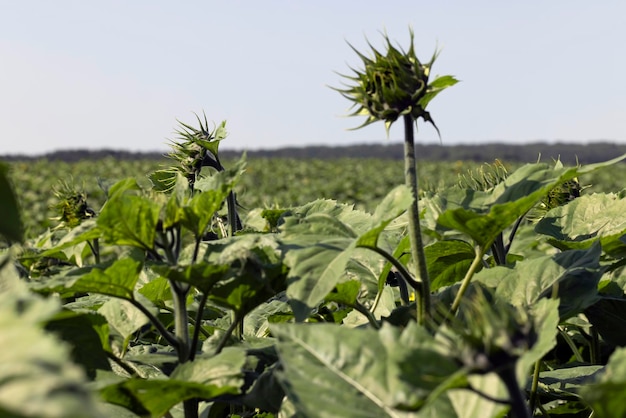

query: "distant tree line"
(2, 142), (626, 165)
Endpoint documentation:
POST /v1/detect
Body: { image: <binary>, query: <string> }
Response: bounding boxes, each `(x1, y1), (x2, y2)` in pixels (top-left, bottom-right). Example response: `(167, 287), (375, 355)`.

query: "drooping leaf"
(515, 298), (560, 384)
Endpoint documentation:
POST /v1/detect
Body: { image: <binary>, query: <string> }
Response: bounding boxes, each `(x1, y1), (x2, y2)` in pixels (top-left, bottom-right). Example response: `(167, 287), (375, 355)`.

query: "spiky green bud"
(51, 181), (95, 229)
(333, 29), (458, 136)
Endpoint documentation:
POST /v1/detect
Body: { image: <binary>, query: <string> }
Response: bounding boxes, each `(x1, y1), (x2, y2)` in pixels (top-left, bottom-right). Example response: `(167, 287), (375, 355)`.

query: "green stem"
(528, 360), (541, 414)
(129, 299), (179, 349)
(590, 326), (601, 364)
(189, 291), (209, 361)
(227, 190), (241, 236)
(215, 312), (241, 355)
(106, 351), (139, 378)
(558, 326), (585, 363)
(353, 301), (381, 329)
(359, 244), (423, 313)
(403, 114), (430, 324)
(171, 281), (191, 363)
(450, 244), (486, 315)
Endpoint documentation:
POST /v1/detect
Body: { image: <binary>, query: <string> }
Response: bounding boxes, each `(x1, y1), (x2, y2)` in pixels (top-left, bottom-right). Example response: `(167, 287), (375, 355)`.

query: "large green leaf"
(579, 347), (626, 418)
(31, 256), (144, 301)
(535, 193), (626, 256)
(272, 322), (459, 417)
(100, 348), (245, 417)
(0, 267), (104, 417)
(532, 365), (602, 401)
(475, 244), (603, 320)
(0, 163), (23, 243)
(437, 157), (626, 248)
(97, 179), (161, 250)
(282, 188), (410, 321)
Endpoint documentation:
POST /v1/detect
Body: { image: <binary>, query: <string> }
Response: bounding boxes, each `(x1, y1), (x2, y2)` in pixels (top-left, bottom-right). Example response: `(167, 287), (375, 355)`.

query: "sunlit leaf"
(272, 322), (459, 417)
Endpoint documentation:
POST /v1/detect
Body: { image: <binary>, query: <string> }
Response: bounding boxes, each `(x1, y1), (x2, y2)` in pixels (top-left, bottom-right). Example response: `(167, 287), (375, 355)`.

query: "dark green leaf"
(0, 164), (23, 243)
(98, 181), (161, 250)
(324, 280), (361, 305)
(585, 296), (626, 346)
(426, 240), (477, 291)
(45, 311), (111, 378)
(30, 256), (144, 300)
(100, 348), (244, 417)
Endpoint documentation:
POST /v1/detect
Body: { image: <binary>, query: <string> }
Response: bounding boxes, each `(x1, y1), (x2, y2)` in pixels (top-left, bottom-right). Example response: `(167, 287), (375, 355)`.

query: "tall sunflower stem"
(403, 114), (431, 324)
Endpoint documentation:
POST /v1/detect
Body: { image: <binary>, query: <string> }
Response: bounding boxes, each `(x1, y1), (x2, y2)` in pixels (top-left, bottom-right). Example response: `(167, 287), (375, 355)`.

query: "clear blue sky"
(1, 1), (625, 155)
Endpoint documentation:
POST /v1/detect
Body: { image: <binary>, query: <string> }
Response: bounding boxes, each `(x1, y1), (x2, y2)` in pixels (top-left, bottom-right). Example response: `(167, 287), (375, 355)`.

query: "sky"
(1, 1), (625, 155)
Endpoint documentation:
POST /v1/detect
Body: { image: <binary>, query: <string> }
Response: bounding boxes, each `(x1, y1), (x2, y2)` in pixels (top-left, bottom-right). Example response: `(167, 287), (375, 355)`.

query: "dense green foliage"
(2, 157), (480, 240)
(3, 136), (626, 417)
(6, 157), (626, 242)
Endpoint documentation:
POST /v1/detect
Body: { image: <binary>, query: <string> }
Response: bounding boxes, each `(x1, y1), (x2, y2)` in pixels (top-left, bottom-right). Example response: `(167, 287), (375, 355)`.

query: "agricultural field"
(7, 156), (626, 240)
(4, 144), (626, 417)
(5, 156), (481, 238)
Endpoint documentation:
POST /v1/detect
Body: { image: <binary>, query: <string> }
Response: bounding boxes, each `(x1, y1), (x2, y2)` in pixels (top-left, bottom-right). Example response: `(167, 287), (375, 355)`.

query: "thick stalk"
(498, 365), (531, 418)
(172, 284), (197, 418)
(171, 283), (191, 363)
(403, 114), (430, 324)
